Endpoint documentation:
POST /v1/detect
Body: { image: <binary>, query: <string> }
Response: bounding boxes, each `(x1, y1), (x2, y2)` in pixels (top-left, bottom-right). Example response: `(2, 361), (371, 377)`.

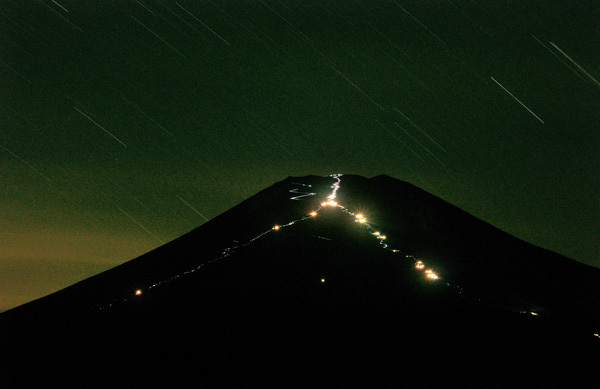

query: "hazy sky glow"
(1, 0), (598, 311)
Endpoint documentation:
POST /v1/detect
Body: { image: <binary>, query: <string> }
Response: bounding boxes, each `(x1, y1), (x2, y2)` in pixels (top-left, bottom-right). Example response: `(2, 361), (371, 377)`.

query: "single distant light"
(530, 312), (539, 316)
(273, 225), (280, 231)
(593, 333), (599, 338)
(135, 289), (142, 296)
(415, 261), (425, 270)
(377, 235), (386, 240)
(309, 211), (318, 217)
(321, 278), (326, 283)
(372, 232), (380, 236)
(392, 249), (399, 253)
(355, 213), (364, 219)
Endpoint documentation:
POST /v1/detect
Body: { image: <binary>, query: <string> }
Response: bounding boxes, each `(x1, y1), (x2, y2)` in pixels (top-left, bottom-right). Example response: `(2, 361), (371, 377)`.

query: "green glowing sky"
(1, 0), (598, 311)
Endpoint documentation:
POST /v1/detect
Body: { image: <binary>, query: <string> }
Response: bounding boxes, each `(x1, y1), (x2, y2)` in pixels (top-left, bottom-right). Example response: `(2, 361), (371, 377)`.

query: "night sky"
(1, 0), (598, 312)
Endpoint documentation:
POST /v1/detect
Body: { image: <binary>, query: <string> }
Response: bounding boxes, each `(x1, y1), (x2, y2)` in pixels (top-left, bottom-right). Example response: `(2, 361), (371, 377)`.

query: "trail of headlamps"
(99, 174), (599, 342)
(97, 174), (451, 311)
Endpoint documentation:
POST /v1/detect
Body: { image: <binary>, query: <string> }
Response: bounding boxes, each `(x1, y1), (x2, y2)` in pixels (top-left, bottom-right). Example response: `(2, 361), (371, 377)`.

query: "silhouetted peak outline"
(1, 174), (599, 388)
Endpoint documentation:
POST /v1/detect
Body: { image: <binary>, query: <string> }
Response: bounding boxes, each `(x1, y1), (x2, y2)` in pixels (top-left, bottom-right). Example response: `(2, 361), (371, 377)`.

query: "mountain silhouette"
(1, 174), (599, 388)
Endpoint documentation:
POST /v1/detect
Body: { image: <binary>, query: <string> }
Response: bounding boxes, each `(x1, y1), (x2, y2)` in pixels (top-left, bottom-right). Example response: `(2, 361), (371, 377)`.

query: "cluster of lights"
(355, 213), (367, 223)
(321, 200), (338, 207)
(372, 232), (387, 240)
(414, 260), (439, 280)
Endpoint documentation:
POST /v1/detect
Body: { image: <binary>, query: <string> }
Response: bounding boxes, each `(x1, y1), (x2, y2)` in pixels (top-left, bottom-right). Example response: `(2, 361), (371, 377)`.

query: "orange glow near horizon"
(273, 225), (280, 231)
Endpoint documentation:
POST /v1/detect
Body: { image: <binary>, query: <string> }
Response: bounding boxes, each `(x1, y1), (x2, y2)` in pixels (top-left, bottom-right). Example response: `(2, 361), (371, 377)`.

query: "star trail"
(0, 0), (598, 311)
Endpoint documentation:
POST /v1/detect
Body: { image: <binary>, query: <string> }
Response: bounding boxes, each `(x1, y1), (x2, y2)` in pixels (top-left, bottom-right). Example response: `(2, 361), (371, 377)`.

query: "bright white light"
(321, 278), (326, 283)
(309, 211), (318, 217)
(372, 232), (380, 236)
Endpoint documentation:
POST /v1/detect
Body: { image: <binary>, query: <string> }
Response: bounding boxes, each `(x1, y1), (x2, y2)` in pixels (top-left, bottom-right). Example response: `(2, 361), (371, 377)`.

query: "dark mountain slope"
(337, 174), (600, 324)
(1, 174), (599, 388)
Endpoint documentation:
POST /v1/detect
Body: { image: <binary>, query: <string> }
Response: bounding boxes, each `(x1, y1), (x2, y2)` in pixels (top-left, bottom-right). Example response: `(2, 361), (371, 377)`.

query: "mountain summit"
(1, 174), (599, 387)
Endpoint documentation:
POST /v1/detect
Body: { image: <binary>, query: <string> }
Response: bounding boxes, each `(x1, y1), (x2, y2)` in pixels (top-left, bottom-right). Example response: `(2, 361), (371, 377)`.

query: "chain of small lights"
(97, 174), (581, 330)
(95, 174), (444, 310)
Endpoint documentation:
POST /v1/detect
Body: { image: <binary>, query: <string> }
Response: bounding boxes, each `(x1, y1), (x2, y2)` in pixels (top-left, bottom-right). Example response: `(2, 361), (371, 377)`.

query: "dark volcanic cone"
(1, 174), (599, 388)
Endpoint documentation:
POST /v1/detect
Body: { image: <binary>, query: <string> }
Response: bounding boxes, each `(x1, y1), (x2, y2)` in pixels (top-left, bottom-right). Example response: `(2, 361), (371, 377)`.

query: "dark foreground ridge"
(1, 174), (599, 387)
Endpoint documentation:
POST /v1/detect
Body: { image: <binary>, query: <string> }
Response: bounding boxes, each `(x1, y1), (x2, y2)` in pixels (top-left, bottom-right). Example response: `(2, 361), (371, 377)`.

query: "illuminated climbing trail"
(94, 174), (600, 341)
(289, 182), (316, 200)
(96, 174), (449, 310)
